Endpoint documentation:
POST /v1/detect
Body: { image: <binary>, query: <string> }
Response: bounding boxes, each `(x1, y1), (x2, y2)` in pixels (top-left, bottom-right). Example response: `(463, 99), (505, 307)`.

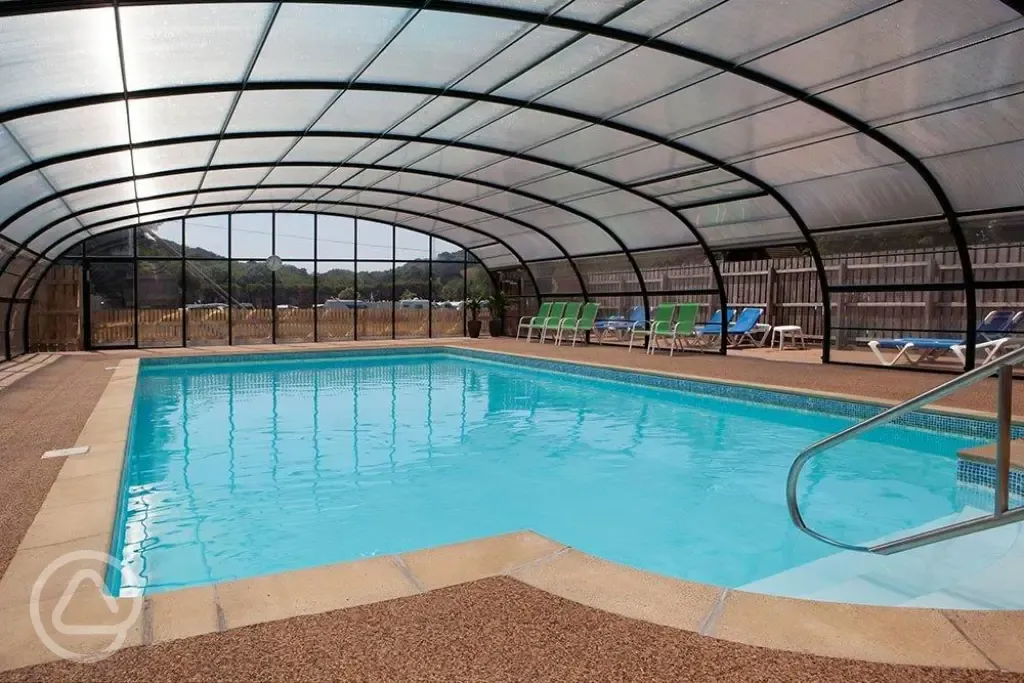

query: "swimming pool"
(111, 348), (1022, 607)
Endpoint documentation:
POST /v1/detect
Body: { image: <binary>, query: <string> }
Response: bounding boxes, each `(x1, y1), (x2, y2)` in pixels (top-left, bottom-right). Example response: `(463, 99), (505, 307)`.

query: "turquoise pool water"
(113, 351), (989, 598)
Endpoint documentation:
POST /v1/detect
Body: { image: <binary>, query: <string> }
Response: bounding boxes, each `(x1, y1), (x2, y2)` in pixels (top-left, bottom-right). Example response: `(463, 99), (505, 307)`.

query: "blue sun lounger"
(593, 305), (645, 344)
(868, 311), (1021, 367)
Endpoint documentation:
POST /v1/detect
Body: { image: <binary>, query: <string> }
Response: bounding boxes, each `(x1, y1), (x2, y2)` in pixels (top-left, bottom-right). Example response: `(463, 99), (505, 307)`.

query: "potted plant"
(465, 295), (484, 338)
(487, 290), (509, 337)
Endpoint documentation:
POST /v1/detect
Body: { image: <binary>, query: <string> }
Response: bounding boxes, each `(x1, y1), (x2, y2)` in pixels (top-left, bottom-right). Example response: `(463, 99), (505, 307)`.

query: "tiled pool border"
(3, 342), (1023, 673)
(141, 344), (1024, 443)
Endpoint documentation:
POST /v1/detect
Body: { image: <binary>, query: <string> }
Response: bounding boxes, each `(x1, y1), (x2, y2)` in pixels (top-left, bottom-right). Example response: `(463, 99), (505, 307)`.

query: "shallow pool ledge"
(2, 350), (1022, 674)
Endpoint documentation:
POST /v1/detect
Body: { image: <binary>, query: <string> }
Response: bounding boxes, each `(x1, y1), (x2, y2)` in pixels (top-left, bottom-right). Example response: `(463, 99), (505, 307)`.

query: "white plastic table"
(771, 325), (805, 350)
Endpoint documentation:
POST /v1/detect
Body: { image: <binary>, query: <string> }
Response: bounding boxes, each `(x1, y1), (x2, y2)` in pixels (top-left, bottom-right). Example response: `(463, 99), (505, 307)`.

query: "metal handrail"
(787, 344), (1024, 555)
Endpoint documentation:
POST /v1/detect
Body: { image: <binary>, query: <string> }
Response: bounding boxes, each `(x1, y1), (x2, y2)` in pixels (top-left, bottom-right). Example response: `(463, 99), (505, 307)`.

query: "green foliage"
(465, 295), (484, 321)
(487, 290), (509, 319)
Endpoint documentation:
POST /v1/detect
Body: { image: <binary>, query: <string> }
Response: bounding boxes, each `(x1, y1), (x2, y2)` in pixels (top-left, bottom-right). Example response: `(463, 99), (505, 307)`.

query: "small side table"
(771, 325), (805, 350)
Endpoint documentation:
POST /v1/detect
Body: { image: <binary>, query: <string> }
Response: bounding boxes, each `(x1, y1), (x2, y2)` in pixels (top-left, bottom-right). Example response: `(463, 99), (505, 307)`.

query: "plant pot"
(488, 319), (505, 337)
(467, 320), (482, 338)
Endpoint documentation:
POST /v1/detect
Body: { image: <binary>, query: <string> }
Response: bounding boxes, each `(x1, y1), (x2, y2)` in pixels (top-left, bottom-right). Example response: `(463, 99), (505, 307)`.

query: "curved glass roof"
(0, 0), (1022, 283)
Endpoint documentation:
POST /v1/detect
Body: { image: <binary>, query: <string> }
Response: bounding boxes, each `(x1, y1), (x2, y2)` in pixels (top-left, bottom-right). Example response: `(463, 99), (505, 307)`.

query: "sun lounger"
(594, 305), (645, 344)
(629, 303), (676, 354)
(516, 302), (551, 340)
(868, 311), (1021, 367)
(556, 302), (600, 347)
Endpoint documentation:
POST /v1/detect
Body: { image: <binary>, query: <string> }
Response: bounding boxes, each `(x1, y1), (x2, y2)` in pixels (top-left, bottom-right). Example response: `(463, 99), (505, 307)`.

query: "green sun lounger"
(526, 301), (565, 342)
(628, 303), (676, 353)
(516, 301), (552, 340)
(556, 302), (600, 347)
(540, 301), (579, 343)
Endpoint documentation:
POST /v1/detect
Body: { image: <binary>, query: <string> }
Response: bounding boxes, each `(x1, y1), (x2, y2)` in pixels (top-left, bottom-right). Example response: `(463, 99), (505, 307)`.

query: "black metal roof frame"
(0, 0), (1021, 363)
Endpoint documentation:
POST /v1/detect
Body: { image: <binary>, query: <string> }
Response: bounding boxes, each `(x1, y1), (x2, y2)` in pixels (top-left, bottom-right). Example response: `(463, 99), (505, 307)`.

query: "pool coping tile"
(4, 342), (1024, 674)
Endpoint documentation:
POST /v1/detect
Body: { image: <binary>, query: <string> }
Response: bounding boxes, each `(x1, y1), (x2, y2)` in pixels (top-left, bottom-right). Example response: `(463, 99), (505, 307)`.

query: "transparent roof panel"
(263, 166), (335, 186)
(663, 0), (894, 62)
(538, 46), (711, 117)
(784, 163), (941, 229)
(283, 137), (368, 164)
(4, 201), (73, 243)
(661, 180), (761, 207)
(133, 141), (217, 175)
(0, 127), (32, 178)
(200, 167), (271, 190)
(735, 133), (902, 186)
(495, 35), (630, 100)
(211, 137), (297, 166)
(517, 173), (611, 201)
(881, 89), (1024, 158)
(313, 91), (432, 133)
(607, 0), (721, 34)
(120, 4), (274, 91)
(0, 8), (121, 110)
(926, 140), (1024, 212)
(62, 181), (136, 213)
(250, 5), (410, 82)
(821, 31), (1024, 124)
(359, 12), (529, 88)
(584, 145), (706, 184)
(699, 217), (802, 248)
(43, 152), (134, 193)
(457, 25), (573, 93)
(604, 208), (696, 250)
(750, 0), (1019, 90)
(614, 73), (787, 138)
(129, 93), (235, 143)
(528, 127), (648, 167)
(5, 102), (128, 161)
(680, 195), (787, 228)
(135, 171), (206, 199)
(679, 101), (848, 162)
(0, 172), (63, 226)
(227, 90), (336, 133)
(2, 0), (1024, 278)
(460, 108), (585, 151)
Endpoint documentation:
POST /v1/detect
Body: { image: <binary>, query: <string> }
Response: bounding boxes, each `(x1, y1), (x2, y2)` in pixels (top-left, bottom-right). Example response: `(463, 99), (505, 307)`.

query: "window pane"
(137, 220), (184, 258)
(86, 228), (133, 257)
(357, 263), (393, 339)
(316, 261), (355, 341)
(185, 215), (228, 258)
(395, 261), (428, 339)
(276, 261), (314, 343)
(357, 219), (393, 260)
(184, 261), (228, 346)
(431, 261), (465, 337)
(316, 215), (355, 260)
(231, 213), (273, 259)
(230, 260), (273, 344)
(431, 236), (463, 261)
(275, 213), (314, 259)
(138, 260), (182, 348)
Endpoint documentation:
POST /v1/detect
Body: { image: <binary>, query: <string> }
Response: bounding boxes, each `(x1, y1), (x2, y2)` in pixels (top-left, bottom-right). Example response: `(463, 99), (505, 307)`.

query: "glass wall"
(36, 212), (477, 350)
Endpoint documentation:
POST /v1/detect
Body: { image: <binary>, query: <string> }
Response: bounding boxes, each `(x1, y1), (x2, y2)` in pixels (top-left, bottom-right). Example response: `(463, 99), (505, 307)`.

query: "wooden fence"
(26, 243), (1024, 352)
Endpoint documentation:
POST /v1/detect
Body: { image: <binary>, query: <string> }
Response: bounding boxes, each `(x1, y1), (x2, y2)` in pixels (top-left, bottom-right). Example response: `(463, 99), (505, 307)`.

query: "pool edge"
(2, 342), (1021, 673)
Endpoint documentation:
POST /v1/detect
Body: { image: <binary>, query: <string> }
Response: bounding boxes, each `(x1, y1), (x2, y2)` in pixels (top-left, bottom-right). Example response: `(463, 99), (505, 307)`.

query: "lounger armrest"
(517, 315), (534, 325)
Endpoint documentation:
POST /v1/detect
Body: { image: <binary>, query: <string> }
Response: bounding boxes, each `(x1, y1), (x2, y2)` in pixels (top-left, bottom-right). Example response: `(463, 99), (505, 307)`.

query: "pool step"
(741, 507), (1024, 608)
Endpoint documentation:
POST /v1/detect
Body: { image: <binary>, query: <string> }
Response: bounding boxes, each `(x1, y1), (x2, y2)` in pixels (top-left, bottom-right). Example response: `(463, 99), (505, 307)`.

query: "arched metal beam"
(0, 152), (677, 312)
(8, 179), (591, 302)
(5, 198), (544, 357)
(0, 129), (735, 333)
(0, 2), (989, 362)
(16, 208), (508, 356)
